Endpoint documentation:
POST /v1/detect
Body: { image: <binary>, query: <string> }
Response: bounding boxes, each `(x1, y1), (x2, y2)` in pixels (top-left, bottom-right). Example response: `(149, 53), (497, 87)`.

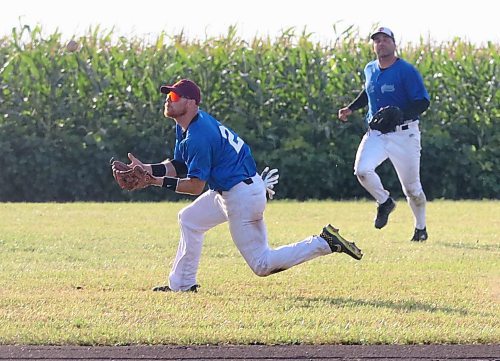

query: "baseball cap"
(160, 79), (201, 105)
(370, 27), (395, 41)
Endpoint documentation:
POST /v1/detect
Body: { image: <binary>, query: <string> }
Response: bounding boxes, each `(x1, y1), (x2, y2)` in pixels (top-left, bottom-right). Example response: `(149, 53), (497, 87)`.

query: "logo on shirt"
(381, 84), (395, 93)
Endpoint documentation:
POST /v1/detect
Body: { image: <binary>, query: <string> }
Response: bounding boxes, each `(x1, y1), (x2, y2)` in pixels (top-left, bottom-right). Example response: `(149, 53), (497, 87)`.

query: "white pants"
(354, 122), (427, 229)
(168, 174), (331, 291)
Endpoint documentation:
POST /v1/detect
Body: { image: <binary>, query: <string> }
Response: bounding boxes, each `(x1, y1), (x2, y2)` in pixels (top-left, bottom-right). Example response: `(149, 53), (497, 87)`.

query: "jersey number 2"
(219, 125), (244, 154)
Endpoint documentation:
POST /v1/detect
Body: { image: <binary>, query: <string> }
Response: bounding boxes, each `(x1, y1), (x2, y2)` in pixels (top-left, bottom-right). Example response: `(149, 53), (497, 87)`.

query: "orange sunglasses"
(167, 92), (182, 102)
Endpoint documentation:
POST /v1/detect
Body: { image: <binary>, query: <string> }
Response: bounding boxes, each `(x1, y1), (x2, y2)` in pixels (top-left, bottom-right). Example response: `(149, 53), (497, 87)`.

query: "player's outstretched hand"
(127, 153), (145, 169)
(261, 166), (279, 200)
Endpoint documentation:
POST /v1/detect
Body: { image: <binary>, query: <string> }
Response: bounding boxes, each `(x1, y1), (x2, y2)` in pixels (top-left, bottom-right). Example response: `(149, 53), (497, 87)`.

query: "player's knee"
(404, 183), (426, 205)
(251, 257), (288, 277)
(252, 260), (271, 277)
(354, 165), (374, 181)
(178, 207), (187, 224)
(253, 267), (270, 277)
(178, 206), (195, 228)
(410, 191), (426, 206)
(250, 257), (273, 277)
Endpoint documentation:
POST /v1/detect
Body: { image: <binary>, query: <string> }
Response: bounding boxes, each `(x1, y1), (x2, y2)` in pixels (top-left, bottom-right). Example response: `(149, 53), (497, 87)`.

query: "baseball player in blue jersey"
(113, 78), (363, 292)
(338, 27), (430, 242)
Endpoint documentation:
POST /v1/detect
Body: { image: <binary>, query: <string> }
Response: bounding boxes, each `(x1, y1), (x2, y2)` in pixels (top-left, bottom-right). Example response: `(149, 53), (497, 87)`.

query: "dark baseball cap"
(370, 27), (395, 41)
(160, 79), (201, 105)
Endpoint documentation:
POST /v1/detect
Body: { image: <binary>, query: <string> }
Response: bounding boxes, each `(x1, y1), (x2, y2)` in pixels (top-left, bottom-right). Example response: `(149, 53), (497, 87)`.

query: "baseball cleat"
(411, 227), (428, 242)
(152, 284), (199, 292)
(320, 224), (363, 260)
(374, 197), (396, 229)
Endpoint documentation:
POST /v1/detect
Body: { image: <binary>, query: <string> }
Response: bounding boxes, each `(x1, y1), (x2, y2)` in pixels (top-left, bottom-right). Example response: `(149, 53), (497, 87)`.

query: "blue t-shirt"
(364, 58), (429, 124)
(173, 110), (257, 191)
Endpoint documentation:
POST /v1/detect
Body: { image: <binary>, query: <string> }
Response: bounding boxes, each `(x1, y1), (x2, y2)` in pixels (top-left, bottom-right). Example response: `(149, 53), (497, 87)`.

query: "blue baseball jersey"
(173, 110), (257, 191)
(364, 58), (429, 124)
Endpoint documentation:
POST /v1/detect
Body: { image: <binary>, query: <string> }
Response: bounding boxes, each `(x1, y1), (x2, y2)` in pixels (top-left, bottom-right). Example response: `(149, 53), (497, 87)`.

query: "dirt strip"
(0, 344), (499, 360)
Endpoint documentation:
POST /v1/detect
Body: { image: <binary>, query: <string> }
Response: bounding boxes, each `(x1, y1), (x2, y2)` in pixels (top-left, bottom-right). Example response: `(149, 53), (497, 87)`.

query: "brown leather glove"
(111, 159), (153, 191)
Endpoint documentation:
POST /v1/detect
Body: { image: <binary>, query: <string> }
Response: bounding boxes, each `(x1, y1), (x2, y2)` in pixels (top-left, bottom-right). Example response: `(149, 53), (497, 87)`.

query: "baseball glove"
(111, 158), (153, 191)
(369, 106), (404, 134)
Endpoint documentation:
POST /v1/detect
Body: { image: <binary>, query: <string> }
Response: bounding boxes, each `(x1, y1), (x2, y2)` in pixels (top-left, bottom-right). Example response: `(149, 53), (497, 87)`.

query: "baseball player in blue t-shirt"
(112, 79), (363, 292)
(338, 27), (430, 242)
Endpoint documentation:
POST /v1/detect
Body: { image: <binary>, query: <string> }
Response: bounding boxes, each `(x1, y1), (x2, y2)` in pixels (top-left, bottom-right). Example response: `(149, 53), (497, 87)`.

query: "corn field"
(0, 25), (498, 201)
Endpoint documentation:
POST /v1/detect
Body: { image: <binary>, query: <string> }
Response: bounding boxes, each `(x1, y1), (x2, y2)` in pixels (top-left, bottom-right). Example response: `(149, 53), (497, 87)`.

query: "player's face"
(164, 92), (189, 118)
(372, 34), (396, 59)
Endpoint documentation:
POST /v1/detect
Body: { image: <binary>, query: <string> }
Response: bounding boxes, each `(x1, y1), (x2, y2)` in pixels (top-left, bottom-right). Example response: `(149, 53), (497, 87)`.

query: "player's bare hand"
(338, 107), (352, 122)
(127, 153), (145, 169)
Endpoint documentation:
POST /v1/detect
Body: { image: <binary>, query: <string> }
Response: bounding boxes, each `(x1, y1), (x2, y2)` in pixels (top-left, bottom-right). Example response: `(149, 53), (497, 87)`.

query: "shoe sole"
(152, 285), (199, 292)
(323, 225), (363, 260)
(374, 200), (396, 229)
(152, 285), (172, 292)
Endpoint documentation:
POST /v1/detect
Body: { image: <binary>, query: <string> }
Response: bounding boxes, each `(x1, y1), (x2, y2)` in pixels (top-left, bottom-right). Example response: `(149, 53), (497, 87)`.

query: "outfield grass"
(0, 201), (498, 345)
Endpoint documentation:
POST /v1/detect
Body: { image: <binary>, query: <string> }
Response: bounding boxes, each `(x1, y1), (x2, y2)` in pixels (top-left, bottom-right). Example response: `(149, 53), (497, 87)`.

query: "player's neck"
(378, 54), (398, 69)
(176, 108), (199, 131)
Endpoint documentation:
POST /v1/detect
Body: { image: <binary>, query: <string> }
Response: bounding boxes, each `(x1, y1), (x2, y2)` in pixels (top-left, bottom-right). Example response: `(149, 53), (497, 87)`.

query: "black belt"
(397, 120), (417, 131)
(217, 178), (253, 195)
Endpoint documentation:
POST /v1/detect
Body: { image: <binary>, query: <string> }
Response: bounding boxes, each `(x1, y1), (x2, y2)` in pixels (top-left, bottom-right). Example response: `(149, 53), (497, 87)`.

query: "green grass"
(0, 201), (498, 345)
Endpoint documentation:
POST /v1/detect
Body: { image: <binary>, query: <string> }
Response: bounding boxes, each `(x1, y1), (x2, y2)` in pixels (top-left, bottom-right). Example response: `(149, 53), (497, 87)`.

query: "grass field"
(0, 201), (498, 345)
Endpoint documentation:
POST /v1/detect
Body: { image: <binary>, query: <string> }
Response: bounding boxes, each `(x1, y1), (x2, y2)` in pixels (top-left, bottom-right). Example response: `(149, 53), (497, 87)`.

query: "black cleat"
(320, 224), (363, 260)
(374, 197), (396, 229)
(411, 227), (428, 242)
(152, 284), (199, 292)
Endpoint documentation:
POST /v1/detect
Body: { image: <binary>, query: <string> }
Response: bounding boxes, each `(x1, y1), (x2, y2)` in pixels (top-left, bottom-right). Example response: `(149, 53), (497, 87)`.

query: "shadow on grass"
(291, 296), (484, 316)
(442, 242), (499, 251)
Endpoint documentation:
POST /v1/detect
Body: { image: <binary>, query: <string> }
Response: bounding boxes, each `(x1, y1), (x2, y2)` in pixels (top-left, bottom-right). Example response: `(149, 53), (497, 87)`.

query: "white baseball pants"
(354, 121), (427, 229)
(168, 174), (331, 291)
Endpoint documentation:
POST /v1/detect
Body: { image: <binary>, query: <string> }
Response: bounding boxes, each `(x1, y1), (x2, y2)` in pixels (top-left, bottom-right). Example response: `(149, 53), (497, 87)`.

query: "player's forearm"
(150, 176), (205, 195)
(348, 89), (368, 111)
(402, 98), (430, 120)
(149, 162), (166, 176)
(175, 178), (205, 195)
(150, 161), (178, 177)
